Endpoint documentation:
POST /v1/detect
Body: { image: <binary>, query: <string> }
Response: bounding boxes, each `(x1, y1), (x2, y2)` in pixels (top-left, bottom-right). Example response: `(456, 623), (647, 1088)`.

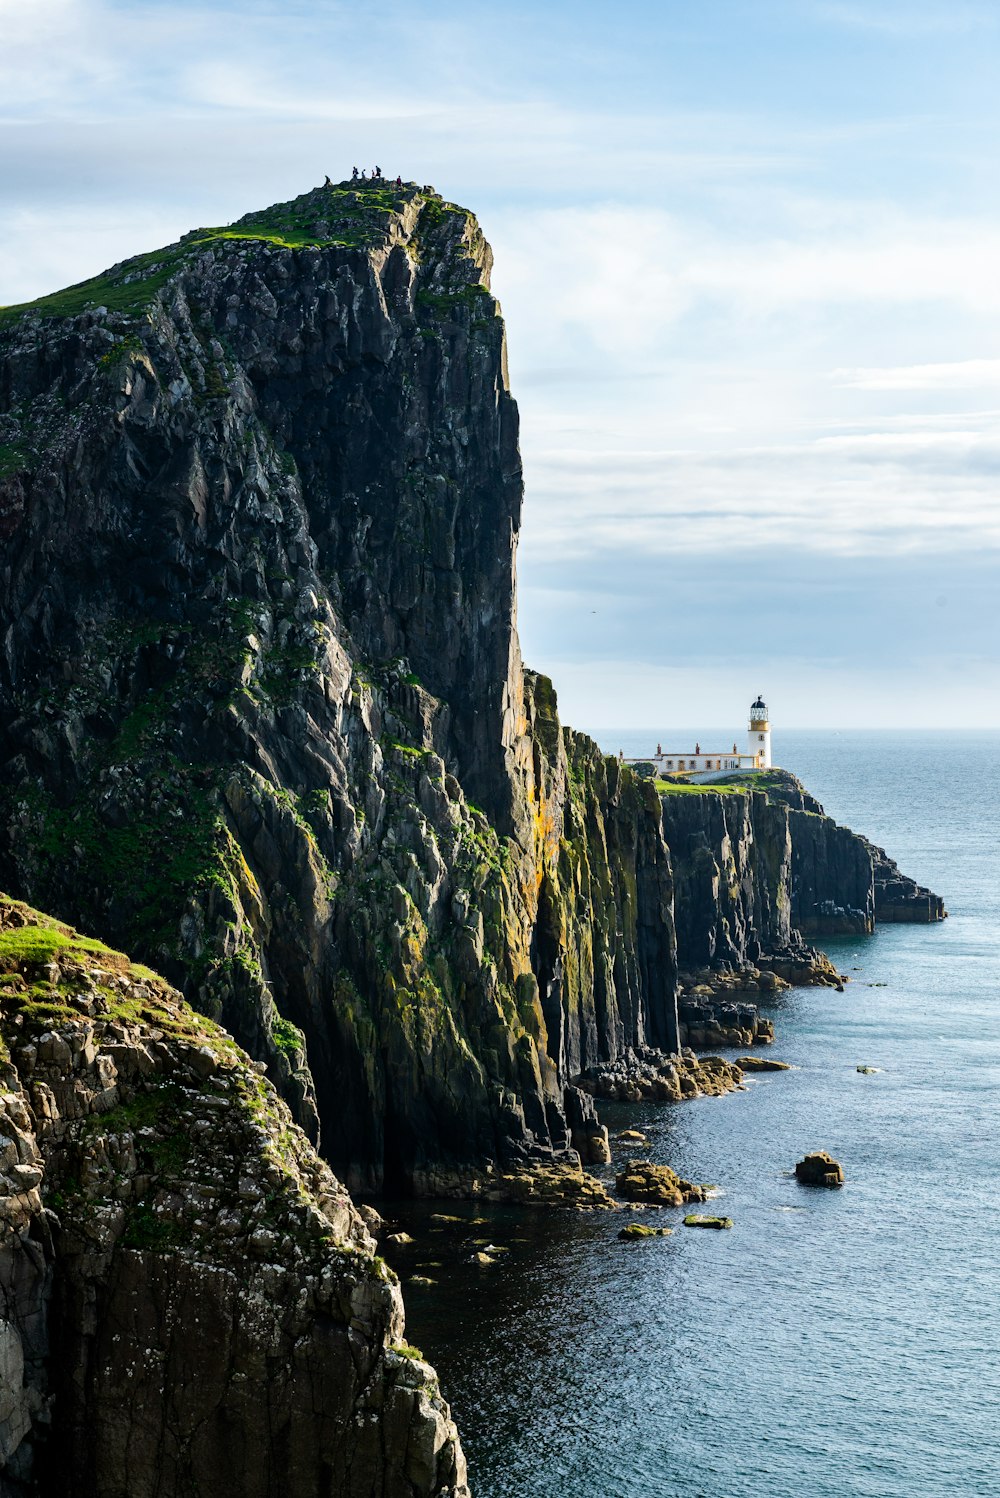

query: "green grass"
(0, 919), (122, 971)
(14, 779), (240, 954)
(655, 780), (751, 796)
(416, 284), (492, 317)
(391, 1341), (426, 1361)
(0, 183), (431, 329)
(0, 443), (28, 476)
(0, 895), (238, 1054)
(270, 1014), (304, 1059)
(122, 1203), (185, 1251)
(0, 242), (197, 327)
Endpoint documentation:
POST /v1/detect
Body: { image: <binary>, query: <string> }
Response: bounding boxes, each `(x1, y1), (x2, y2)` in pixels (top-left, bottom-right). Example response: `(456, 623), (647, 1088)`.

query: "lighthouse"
(748, 696), (772, 769)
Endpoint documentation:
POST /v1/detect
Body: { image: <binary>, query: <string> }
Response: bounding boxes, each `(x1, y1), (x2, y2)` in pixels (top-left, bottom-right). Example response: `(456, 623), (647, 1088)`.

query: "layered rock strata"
(0, 895), (466, 1496)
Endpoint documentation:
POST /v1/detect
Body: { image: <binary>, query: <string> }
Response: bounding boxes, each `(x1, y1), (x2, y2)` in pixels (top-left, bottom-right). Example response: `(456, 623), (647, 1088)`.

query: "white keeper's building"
(624, 697), (773, 778)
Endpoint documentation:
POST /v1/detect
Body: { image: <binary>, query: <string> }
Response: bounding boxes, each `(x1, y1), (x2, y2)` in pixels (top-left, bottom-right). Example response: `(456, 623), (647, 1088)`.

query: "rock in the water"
(618, 1223), (673, 1240)
(615, 1161), (709, 1207)
(489, 1163), (616, 1209)
(617, 1129), (649, 1144)
(581, 1125), (612, 1164)
(795, 1151), (845, 1187)
(578, 1046), (743, 1103)
(736, 1056), (792, 1072)
(683, 1214), (734, 1229)
(386, 1231), (415, 1246)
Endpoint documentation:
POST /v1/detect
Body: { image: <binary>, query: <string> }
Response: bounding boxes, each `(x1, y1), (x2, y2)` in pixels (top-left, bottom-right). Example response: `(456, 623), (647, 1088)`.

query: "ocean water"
(400, 730), (1000, 1498)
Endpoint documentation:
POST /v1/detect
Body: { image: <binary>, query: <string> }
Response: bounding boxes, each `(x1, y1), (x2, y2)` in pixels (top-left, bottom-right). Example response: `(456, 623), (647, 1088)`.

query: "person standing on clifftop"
(352, 166), (358, 180)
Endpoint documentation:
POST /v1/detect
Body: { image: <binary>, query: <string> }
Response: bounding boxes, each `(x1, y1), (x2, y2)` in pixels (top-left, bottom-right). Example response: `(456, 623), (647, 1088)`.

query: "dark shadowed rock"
(795, 1151), (845, 1187)
(0, 895), (467, 1496)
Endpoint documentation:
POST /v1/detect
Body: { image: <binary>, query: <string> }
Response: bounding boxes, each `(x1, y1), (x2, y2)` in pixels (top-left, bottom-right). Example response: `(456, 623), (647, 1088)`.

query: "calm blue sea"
(400, 731), (1000, 1498)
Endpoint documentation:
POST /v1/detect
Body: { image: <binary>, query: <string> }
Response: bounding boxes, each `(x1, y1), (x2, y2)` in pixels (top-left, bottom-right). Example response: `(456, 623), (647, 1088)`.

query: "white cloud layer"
(835, 359), (1000, 390)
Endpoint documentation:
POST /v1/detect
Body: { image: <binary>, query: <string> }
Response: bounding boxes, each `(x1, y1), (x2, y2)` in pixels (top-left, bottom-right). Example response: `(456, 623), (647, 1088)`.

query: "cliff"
(0, 180), (689, 1197)
(659, 769), (944, 1011)
(0, 894), (466, 1496)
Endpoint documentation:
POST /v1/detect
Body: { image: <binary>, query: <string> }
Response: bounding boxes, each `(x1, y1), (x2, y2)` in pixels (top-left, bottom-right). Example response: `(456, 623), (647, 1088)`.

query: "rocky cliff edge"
(0, 894), (467, 1497)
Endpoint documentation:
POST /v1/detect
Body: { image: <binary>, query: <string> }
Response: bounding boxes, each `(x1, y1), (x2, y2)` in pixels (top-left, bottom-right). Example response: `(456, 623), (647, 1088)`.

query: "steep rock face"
(0, 896), (467, 1497)
(788, 808), (875, 936)
(0, 182), (679, 1194)
(867, 843), (946, 923)
(749, 770), (944, 928)
(660, 791), (793, 969)
(660, 770), (943, 985)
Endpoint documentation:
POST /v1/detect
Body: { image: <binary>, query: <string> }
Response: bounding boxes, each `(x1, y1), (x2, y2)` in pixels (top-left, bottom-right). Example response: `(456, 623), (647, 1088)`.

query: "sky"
(3, 0), (999, 732)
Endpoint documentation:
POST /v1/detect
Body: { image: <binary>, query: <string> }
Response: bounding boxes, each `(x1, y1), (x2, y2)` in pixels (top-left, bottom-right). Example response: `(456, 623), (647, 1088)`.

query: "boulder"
(736, 1056), (792, 1072)
(617, 1223), (672, 1240)
(615, 1160), (709, 1207)
(357, 1203), (386, 1234)
(794, 1151), (844, 1187)
(683, 1214), (733, 1229)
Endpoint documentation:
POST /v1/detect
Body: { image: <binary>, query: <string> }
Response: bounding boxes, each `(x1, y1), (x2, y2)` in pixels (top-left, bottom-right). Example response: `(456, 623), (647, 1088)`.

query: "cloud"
(513, 412), (1000, 559)
(541, 654), (1000, 734)
(834, 359), (1000, 390)
(492, 203), (1000, 370)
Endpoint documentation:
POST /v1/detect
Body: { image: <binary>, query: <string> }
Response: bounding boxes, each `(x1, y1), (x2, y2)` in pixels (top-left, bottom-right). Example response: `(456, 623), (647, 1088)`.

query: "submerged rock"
(795, 1151), (845, 1187)
(618, 1223), (673, 1240)
(683, 1214), (734, 1230)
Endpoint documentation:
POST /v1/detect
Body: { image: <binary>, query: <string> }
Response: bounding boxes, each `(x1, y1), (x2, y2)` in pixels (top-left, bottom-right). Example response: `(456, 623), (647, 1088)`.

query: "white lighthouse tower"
(748, 695), (772, 768)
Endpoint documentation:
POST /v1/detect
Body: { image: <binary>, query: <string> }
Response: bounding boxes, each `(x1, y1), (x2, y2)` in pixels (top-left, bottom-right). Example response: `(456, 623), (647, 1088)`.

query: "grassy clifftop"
(0, 179), (473, 329)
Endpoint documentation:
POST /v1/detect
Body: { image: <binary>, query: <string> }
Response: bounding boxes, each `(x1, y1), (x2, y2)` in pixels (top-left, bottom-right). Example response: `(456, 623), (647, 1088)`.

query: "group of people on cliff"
(352, 165), (403, 186)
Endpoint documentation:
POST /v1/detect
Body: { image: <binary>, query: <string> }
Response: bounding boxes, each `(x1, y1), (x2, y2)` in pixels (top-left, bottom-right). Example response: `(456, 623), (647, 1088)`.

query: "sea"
(400, 730), (1000, 1498)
